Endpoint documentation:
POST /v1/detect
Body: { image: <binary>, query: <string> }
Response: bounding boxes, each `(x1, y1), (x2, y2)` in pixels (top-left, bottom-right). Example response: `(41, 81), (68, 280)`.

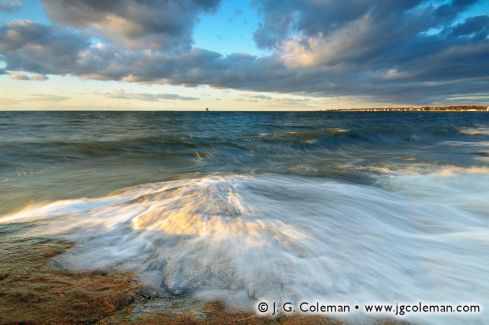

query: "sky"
(0, 0), (488, 110)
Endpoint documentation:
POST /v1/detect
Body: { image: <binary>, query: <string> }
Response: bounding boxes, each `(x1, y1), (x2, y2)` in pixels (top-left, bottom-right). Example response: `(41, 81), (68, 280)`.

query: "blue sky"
(194, 0), (266, 56)
(0, 0), (47, 24)
(0, 0), (488, 110)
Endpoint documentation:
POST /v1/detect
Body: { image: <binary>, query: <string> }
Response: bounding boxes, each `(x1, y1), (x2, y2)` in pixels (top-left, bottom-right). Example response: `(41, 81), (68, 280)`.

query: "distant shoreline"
(327, 105), (489, 112)
(0, 106), (488, 112)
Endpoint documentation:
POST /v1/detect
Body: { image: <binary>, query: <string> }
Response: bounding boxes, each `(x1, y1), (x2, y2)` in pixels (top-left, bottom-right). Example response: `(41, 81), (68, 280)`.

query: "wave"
(458, 126), (489, 136)
(1, 174), (488, 324)
(258, 128), (349, 138)
(254, 125), (488, 149)
(442, 140), (489, 147)
(257, 128), (350, 146)
(354, 163), (489, 177)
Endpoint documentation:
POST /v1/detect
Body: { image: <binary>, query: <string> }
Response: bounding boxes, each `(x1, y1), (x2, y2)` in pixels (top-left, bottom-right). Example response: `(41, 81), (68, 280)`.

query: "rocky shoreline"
(0, 224), (405, 324)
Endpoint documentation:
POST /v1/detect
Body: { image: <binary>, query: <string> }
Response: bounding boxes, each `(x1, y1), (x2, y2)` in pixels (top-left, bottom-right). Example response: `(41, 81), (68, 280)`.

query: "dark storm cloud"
(41, 0), (220, 51)
(0, 0), (21, 13)
(0, 0), (488, 105)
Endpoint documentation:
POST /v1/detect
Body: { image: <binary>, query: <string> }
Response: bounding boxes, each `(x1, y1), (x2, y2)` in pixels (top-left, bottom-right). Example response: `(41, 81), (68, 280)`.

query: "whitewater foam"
(355, 163), (489, 177)
(1, 174), (488, 324)
(458, 126), (489, 136)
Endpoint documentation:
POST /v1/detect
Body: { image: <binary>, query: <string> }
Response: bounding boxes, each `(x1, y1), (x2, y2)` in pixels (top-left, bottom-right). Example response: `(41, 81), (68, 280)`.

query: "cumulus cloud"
(41, 0), (220, 51)
(0, 20), (91, 74)
(278, 14), (377, 68)
(253, 0), (429, 49)
(0, 0), (488, 105)
(267, 0), (482, 70)
(0, 0), (21, 13)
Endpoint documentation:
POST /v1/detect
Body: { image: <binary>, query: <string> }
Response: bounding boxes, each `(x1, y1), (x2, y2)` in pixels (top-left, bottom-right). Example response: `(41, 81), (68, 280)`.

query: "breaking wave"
(2, 174), (488, 324)
(354, 163), (489, 176)
(458, 126), (489, 136)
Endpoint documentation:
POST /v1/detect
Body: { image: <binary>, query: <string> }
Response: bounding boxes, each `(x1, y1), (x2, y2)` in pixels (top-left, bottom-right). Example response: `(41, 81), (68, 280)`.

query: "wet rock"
(0, 231), (406, 325)
(91, 270), (109, 276)
(115, 293), (135, 310)
(136, 287), (162, 300)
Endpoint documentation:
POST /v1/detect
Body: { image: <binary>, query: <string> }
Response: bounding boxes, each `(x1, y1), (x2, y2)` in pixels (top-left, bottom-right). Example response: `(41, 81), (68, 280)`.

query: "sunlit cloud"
(10, 71), (48, 80)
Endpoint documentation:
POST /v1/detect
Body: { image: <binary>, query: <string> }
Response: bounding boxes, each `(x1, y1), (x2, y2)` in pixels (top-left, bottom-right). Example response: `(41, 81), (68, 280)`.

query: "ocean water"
(1, 111), (489, 324)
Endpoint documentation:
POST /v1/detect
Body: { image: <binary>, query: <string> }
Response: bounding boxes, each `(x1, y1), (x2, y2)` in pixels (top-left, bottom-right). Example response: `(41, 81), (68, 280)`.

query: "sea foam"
(1, 174), (488, 324)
